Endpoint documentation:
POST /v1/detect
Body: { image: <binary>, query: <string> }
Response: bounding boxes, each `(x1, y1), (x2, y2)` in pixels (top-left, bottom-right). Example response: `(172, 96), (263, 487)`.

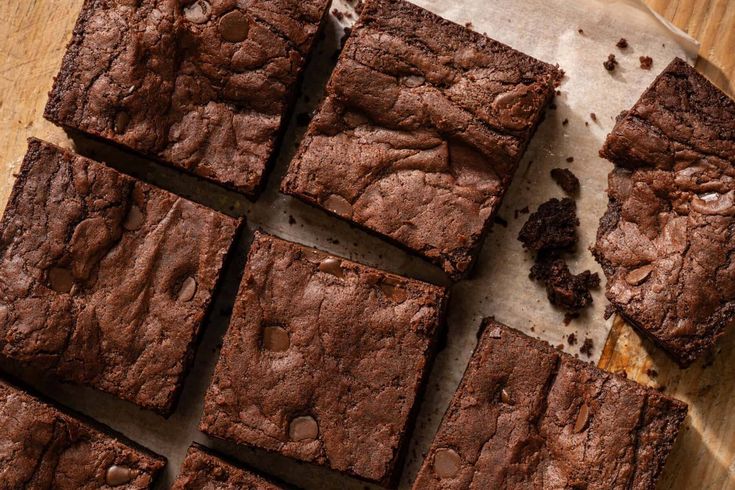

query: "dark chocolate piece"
(200, 231), (447, 486)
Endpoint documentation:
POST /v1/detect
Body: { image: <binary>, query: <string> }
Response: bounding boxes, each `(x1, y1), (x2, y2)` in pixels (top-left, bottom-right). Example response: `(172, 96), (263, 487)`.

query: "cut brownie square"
(593, 58), (735, 366)
(0, 376), (165, 488)
(200, 231), (448, 486)
(0, 139), (240, 415)
(173, 444), (284, 489)
(413, 319), (687, 489)
(44, 0), (331, 197)
(281, 0), (561, 279)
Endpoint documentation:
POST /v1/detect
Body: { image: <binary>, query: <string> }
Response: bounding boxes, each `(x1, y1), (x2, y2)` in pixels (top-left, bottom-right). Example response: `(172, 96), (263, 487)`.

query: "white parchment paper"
(1, 0), (697, 488)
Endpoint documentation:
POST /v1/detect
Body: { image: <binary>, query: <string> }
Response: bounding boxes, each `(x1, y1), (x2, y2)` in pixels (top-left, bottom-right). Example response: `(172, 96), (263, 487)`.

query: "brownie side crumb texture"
(281, 0), (562, 279)
(0, 376), (165, 488)
(200, 231), (448, 485)
(593, 57), (735, 367)
(0, 139), (240, 414)
(44, 0), (331, 196)
(172, 444), (283, 489)
(413, 319), (688, 489)
(518, 197), (578, 252)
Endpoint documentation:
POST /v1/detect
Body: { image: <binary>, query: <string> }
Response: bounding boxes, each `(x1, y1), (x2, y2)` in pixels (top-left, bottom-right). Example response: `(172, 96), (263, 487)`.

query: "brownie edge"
(413, 319), (687, 489)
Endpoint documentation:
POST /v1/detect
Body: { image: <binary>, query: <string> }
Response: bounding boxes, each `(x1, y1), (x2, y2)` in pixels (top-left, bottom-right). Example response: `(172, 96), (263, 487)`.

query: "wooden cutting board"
(0, 1), (734, 489)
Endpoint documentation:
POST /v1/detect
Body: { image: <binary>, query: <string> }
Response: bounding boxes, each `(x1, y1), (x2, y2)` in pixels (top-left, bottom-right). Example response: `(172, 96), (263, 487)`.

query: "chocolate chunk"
(573, 403), (590, 433)
(219, 10), (249, 42)
(289, 415), (319, 441)
(106, 465), (135, 486)
(433, 448), (461, 478)
(318, 257), (345, 278)
(518, 198), (579, 252)
(550, 168), (580, 195)
(177, 276), (197, 302)
(263, 326), (290, 352)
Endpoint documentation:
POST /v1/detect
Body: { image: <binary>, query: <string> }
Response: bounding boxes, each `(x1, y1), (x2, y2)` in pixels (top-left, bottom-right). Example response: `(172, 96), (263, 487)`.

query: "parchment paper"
(0, 0), (698, 488)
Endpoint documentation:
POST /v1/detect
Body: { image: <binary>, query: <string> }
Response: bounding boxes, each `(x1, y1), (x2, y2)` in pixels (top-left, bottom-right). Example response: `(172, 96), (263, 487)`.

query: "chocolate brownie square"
(173, 444), (284, 489)
(0, 376), (165, 488)
(281, 0), (561, 279)
(414, 319), (687, 489)
(200, 231), (448, 486)
(0, 139), (240, 415)
(593, 58), (735, 366)
(44, 0), (331, 197)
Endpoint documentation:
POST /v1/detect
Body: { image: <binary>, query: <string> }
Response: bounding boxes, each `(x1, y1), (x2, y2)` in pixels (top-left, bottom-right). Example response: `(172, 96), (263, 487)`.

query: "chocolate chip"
(319, 258), (344, 278)
(123, 205), (144, 231)
(49, 267), (74, 293)
(263, 326), (290, 352)
(625, 265), (653, 285)
(289, 415), (318, 441)
(573, 403), (590, 433)
(177, 276), (197, 302)
(433, 448), (461, 478)
(184, 0), (211, 24)
(501, 387), (512, 404)
(113, 112), (130, 134)
(106, 465), (135, 486)
(324, 194), (353, 218)
(219, 10), (249, 42)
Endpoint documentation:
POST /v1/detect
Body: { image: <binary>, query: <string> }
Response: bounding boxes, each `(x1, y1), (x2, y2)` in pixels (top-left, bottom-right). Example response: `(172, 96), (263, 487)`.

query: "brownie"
(413, 319), (687, 489)
(530, 255), (600, 313)
(593, 58), (735, 367)
(281, 0), (561, 279)
(173, 444), (283, 489)
(200, 231), (448, 486)
(518, 197), (578, 252)
(0, 139), (240, 414)
(0, 376), (165, 488)
(44, 0), (331, 197)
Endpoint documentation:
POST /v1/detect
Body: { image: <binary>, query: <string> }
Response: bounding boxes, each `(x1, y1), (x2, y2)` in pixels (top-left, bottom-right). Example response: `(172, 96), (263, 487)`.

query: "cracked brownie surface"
(281, 0), (561, 279)
(414, 319), (687, 490)
(593, 58), (735, 366)
(173, 444), (283, 489)
(0, 139), (240, 415)
(200, 231), (447, 485)
(0, 377), (165, 489)
(44, 0), (330, 196)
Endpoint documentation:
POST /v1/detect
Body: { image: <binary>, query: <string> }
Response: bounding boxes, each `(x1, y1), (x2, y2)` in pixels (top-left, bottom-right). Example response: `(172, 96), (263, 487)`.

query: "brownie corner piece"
(281, 0), (561, 279)
(413, 319), (687, 489)
(44, 0), (331, 196)
(200, 231), (447, 485)
(0, 376), (165, 488)
(593, 57), (735, 366)
(0, 138), (241, 414)
(173, 444), (284, 489)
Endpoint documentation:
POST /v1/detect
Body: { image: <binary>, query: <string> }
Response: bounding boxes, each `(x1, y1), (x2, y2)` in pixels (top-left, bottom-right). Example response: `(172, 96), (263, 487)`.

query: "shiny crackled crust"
(44, 0), (330, 196)
(0, 377), (164, 489)
(281, 0), (561, 279)
(593, 58), (735, 366)
(200, 231), (447, 485)
(172, 444), (283, 489)
(413, 320), (687, 490)
(0, 139), (240, 414)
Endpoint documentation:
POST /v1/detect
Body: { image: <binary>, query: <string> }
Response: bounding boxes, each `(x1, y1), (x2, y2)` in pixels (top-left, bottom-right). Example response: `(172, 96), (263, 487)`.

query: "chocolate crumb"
(288, 215), (296, 225)
(551, 168), (580, 195)
(562, 118), (569, 126)
(556, 344), (565, 350)
(555, 89), (561, 96)
(565, 156), (574, 163)
(563, 312), (578, 325)
(590, 112), (597, 122)
(331, 8), (344, 21)
(464, 21), (473, 29)
(578, 28), (584, 34)
(639, 56), (653, 70)
(585, 121), (589, 127)
(567, 333), (578, 345)
(603, 54), (618, 71)
(616, 38), (628, 49)
(580, 338), (594, 357)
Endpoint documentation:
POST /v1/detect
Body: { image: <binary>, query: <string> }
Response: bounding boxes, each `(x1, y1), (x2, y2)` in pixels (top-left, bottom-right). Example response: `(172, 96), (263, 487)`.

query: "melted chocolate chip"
(289, 415), (319, 441)
(433, 448), (461, 478)
(106, 465), (135, 486)
(573, 403), (590, 433)
(319, 258), (344, 278)
(219, 10), (249, 42)
(49, 267), (74, 293)
(263, 326), (290, 352)
(177, 276), (197, 302)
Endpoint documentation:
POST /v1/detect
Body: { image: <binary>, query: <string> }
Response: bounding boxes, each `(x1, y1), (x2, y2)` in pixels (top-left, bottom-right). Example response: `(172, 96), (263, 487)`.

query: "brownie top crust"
(594, 58), (735, 366)
(413, 319), (687, 489)
(0, 139), (240, 414)
(44, 0), (331, 196)
(201, 231), (447, 485)
(282, 0), (561, 279)
(172, 444), (283, 489)
(0, 376), (165, 489)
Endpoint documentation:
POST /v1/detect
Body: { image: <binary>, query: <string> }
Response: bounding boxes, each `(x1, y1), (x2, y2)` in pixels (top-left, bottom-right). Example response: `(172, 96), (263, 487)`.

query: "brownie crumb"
(556, 343), (565, 350)
(646, 368), (658, 378)
(551, 168), (580, 195)
(565, 156), (574, 163)
(530, 255), (600, 313)
(616, 38), (628, 49)
(590, 112), (597, 122)
(465, 21), (473, 29)
(580, 338), (594, 357)
(567, 333), (578, 345)
(585, 121), (589, 127)
(604, 303), (617, 320)
(562, 118), (569, 126)
(518, 198), (578, 252)
(288, 215), (296, 225)
(494, 215), (508, 228)
(603, 54), (618, 71)
(332, 8), (344, 20)
(555, 89), (562, 96)
(639, 56), (653, 70)
(578, 28), (584, 34)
